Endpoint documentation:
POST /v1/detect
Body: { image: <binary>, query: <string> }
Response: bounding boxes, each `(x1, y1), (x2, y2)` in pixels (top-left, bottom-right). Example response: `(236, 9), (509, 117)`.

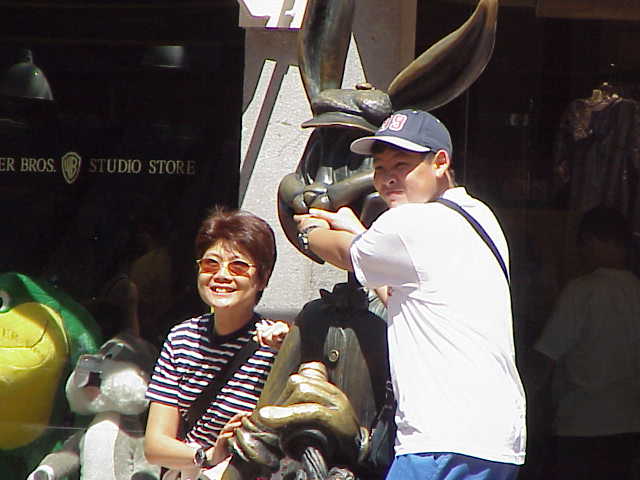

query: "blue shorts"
(386, 453), (520, 480)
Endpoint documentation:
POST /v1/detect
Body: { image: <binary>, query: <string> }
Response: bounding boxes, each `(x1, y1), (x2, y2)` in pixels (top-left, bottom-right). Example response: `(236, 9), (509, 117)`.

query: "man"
(295, 109), (526, 480)
(533, 206), (640, 479)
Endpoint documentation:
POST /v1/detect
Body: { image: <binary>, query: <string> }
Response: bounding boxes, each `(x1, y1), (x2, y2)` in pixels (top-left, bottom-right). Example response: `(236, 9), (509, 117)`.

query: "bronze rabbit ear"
(277, 0), (499, 263)
(297, 0), (498, 113)
(297, 0), (355, 106)
(388, 0), (498, 111)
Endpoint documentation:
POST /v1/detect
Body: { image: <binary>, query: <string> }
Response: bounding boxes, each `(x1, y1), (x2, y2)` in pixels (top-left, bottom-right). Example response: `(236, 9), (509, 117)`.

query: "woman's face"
(196, 241), (265, 313)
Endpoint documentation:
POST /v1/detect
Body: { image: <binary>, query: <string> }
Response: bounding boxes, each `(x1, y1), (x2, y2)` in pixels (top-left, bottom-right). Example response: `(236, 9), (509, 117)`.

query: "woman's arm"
(144, 402), (209, 469)
(211, 412), (251, 465)
(145, 404), (254, 470)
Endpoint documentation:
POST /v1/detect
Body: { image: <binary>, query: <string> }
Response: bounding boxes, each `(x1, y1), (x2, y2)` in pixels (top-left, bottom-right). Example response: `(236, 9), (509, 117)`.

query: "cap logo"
(380, 113), (408, 132)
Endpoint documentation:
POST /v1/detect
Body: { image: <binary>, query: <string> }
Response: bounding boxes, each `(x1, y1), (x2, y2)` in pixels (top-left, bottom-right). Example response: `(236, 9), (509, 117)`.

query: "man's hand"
(294, 213), (330, 233)
(308, 207), (366, 236)
(293, 209), (359, 271)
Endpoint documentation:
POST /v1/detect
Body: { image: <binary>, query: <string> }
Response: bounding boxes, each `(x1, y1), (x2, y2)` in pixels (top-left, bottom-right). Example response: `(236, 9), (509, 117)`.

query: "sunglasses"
(196, 257), (255, 277)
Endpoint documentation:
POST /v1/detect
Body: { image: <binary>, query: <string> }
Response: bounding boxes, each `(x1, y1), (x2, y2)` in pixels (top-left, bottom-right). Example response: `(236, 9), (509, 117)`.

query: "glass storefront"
(419, 1), (640, 478)
(0, 4), (243, 476)
(1, 42), (244, 344)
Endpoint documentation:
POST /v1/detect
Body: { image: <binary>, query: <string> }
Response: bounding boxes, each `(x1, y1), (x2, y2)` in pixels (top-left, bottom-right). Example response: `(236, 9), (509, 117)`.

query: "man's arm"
(307, 227), (356, 271)
(295, 207), (367, 271)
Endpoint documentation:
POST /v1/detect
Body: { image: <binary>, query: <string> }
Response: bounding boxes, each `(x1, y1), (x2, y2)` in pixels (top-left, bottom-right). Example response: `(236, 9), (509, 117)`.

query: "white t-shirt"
(350, 187), (526, 465)
(535, 268), (640, 437)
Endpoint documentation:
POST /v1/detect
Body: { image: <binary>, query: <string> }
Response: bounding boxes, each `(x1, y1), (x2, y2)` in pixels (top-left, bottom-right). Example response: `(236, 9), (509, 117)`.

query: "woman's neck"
(212, 305), (255, 336)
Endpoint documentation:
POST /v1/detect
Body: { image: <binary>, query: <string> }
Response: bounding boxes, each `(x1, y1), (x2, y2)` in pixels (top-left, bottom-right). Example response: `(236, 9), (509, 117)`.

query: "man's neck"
(431, 184), (455, 201)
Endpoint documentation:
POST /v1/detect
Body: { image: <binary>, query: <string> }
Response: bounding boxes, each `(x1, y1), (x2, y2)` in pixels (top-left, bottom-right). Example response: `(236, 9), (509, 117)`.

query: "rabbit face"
(298, 128), (376, 209)
(277, 124), (388, 262)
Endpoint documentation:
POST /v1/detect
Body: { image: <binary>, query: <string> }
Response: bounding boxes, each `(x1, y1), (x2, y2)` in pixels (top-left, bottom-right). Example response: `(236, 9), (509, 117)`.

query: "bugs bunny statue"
(278, 0), (498, 262)
(222, 1), (498, 479)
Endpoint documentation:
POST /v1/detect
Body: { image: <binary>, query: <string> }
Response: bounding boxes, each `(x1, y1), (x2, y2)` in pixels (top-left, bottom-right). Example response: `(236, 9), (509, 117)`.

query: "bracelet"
(193, 446), (212, 468)
(297, 225), (322, 252)
(301, 224), (322, 235)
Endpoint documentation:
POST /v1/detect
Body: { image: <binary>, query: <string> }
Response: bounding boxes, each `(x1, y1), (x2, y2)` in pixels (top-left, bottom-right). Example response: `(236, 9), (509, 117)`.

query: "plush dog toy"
(27, 332), (161, 480)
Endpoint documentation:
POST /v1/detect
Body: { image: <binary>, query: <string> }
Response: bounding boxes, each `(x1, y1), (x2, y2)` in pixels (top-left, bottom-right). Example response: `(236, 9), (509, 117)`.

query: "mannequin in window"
(531, 206), (640, 480)
(129, 213), (174, 347)
(552, 79), (640, 237)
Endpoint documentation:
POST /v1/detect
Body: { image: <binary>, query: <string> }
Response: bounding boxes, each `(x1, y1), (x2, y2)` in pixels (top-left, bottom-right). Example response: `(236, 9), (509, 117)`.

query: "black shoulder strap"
(436, 198), (509, 284)
(185, 336), (260, 433)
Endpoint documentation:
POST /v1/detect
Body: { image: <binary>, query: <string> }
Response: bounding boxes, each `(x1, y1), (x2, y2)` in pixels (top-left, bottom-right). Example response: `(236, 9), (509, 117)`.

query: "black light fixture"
(141, 46), (189, 69)
(0, 49), (54, 101)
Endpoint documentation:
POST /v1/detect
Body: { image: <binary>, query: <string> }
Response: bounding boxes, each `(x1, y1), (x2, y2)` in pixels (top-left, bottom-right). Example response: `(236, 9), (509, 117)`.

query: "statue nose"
(303, 190), (320, 205)
(303, 183), (331, 210)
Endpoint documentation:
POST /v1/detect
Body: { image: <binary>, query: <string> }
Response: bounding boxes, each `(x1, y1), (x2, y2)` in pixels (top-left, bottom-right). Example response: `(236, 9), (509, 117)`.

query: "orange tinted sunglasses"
(196, 258), (255, 276)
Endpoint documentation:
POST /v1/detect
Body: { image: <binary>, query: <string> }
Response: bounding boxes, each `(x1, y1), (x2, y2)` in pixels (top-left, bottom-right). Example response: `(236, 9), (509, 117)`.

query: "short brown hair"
(195, 207), (277, 292)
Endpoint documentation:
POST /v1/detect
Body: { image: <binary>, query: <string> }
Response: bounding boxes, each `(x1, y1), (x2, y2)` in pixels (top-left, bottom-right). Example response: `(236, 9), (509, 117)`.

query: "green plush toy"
(0, 272), (102, 478)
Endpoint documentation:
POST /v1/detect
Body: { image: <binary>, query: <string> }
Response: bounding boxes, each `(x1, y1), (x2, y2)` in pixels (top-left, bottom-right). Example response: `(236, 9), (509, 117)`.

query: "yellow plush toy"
(0, 272), (102, 477)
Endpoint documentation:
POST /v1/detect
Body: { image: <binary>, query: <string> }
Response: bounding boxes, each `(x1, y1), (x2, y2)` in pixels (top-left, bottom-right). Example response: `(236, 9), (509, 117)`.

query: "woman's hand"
(212, 412), (250, 465)
(255, 320), (290, 351)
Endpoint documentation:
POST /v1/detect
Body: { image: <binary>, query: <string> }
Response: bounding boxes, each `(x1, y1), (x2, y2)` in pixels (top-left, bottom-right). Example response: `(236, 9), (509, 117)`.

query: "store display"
(27, 332), (160, 480)
(0, 272), (102, 478)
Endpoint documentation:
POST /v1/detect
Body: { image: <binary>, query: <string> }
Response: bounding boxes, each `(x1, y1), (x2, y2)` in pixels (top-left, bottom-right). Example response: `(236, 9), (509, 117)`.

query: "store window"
(1, 43), (243, 345)
(419, 1), (640, 478)
(0, 5), (243, 475)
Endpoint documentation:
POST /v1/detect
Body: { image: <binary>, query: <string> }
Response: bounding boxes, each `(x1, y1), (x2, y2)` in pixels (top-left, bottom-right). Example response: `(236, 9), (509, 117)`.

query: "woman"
(144, 207), (288, 479)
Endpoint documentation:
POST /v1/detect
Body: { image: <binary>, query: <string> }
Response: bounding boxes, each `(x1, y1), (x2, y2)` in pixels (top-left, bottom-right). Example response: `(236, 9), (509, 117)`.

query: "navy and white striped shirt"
(146, 313), (277, 448)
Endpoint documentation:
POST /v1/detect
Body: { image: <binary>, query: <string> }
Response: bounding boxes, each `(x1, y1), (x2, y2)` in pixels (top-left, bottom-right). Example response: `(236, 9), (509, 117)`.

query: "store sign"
(0, 152), (197, 185)
(61, 152), (81, 184)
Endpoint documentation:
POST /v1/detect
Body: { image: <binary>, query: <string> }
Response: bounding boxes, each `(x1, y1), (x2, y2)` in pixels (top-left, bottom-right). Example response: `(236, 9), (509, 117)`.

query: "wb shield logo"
(61, 152), (81, 184)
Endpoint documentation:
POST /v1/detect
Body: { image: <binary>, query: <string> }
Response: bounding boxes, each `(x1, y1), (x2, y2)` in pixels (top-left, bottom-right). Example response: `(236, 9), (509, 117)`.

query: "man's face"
(372, 148), (439, 208)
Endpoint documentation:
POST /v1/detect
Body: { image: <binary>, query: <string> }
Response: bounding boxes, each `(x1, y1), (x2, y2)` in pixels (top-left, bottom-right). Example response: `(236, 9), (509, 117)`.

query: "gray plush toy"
(27, 332), (161, 480)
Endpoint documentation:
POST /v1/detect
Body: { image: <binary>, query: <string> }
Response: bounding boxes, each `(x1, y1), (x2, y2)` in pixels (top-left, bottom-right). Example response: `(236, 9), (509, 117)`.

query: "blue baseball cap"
(350, 109), (452, 156)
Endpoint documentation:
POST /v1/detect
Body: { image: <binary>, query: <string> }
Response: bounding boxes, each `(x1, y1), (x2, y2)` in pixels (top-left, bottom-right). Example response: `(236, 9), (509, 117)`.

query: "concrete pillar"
(239, 1), (417, 321)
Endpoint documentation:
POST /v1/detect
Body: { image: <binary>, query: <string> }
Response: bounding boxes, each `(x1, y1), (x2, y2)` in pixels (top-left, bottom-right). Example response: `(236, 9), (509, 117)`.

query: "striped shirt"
(145, 313), (277, 448)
